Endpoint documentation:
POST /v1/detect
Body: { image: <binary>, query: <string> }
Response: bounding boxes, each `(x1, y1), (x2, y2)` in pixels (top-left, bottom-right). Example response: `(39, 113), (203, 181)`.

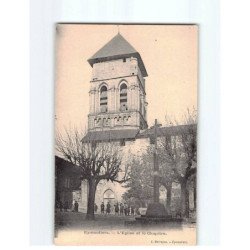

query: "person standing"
(114, 203), (119, 215)
(74, 200), (79, 212)
(101, 202), (105, 214)
(106, 202), (111, 215)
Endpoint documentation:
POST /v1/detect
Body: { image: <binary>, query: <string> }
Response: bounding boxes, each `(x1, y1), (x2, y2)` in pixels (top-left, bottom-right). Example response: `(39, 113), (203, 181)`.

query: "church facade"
(78, 33), (150, 212)
(75, 33), (194, 213)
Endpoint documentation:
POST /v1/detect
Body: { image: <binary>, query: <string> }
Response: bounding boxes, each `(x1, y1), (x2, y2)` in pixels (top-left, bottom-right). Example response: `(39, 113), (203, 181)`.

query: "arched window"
(120, 83), (128, 111)
(100, 85), (108, 112)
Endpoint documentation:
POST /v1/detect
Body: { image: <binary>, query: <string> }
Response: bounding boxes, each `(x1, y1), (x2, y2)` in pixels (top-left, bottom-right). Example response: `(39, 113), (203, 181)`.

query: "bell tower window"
(100, 85), (108, 113)
(120, 83), (128, 111)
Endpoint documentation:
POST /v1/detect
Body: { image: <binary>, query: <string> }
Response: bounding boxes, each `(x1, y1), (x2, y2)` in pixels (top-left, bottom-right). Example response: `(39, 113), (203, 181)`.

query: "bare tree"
(55, 127), (129, 220)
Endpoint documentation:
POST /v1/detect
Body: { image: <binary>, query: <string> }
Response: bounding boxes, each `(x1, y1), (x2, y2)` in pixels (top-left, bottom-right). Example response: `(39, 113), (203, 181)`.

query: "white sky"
(55, 24), (197, 131)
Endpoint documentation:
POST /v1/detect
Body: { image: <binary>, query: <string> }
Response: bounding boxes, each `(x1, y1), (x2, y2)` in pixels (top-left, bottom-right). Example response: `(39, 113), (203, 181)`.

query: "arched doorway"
(103, 189), (116, 211)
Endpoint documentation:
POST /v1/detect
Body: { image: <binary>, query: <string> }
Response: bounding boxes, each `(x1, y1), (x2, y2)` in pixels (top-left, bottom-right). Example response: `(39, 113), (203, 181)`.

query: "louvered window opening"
(120, 84), (128, 111)
(100, 86), (108, 112)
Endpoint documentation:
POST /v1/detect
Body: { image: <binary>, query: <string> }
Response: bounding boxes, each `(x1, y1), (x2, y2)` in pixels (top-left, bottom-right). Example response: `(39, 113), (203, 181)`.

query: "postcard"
(54, 24), (197, 245)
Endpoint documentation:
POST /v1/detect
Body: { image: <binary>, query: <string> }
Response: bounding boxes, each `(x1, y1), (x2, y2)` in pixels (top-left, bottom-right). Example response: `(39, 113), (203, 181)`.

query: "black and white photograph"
(54, 24), (197, 245)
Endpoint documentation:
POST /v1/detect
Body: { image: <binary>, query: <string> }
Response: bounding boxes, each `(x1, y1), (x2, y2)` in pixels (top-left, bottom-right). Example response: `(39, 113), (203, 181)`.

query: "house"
(55, 156), (82, 210)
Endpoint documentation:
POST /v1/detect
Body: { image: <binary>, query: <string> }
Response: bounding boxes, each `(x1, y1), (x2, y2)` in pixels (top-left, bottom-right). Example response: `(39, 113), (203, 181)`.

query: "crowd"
(98, 202), (138, 216)
(56, 200), (139, 216)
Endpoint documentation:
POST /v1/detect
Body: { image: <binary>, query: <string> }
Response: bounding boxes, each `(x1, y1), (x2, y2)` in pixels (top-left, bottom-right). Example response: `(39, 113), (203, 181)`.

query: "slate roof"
(82, 129), (140, 142)
(88, 33), (148, 77)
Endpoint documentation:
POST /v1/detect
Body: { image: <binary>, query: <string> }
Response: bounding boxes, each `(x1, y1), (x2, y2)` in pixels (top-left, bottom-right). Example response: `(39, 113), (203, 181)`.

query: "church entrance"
(103, 189), (116, 213)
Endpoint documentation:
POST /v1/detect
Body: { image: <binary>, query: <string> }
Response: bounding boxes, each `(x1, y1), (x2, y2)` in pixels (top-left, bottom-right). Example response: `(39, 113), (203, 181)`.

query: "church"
(75, 32), (195, 213)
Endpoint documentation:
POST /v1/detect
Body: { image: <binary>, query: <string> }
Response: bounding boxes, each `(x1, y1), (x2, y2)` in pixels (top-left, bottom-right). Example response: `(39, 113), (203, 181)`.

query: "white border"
(30, 0), (220, 245)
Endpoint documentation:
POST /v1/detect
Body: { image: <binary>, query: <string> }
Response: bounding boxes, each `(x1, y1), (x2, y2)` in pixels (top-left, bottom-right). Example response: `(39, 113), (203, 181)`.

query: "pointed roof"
(90, 33), (137, 60)
(88, 33), (148, 77)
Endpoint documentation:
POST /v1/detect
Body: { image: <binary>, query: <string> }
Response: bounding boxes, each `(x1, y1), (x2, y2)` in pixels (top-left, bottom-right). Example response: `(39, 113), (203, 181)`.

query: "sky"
(55, 24), (197, 131)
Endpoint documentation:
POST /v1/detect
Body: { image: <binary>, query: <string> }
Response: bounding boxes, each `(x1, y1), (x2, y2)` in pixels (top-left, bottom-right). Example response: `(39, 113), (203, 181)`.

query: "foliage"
(123, 108), (197, 217)
(122, 157), (153, 207)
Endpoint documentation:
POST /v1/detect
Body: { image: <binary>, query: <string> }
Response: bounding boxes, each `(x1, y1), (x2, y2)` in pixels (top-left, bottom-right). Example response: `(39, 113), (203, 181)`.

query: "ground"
(55, 211), (195, 232)
(55, 211), (136, 231)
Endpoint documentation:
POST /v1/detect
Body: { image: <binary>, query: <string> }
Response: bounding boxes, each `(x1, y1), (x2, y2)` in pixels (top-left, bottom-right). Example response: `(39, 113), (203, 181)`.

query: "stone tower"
(83, 33), (148, 142)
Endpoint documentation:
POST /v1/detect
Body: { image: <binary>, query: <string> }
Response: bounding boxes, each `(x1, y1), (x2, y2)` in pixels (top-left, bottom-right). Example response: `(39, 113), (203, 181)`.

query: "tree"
(157, 143), (179, 214)
(55, 128), (129, 220)
(122, 109), (197, 218)
(122, 157), (153, 207)
(161, 108), (197, 218)
(122, 146), (176, 212)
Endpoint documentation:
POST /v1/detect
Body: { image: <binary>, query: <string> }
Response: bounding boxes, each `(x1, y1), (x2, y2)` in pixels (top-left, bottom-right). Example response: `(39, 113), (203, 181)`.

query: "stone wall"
(88, 57), (147, 131)
(92, 57), (138, 81)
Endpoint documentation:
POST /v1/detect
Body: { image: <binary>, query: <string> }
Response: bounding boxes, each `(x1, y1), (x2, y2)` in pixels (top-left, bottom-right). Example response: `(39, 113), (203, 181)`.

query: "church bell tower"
(83, 33), (148, 142)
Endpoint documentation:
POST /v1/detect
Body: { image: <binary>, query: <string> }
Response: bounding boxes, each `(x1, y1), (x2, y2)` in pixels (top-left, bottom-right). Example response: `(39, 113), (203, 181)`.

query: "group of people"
(98, 202), (137, 216)
(100, 202), (111, 214)
(56, 200), (138, 215)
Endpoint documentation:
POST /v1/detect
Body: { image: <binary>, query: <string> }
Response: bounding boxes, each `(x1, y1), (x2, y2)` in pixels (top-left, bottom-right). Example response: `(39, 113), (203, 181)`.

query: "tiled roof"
(81, 125), (196, 143)
(82, 129), (140, 142)
(137, 124), (197, 138)
(89, 33), (137, 60)
(88, 33), (148, 77)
